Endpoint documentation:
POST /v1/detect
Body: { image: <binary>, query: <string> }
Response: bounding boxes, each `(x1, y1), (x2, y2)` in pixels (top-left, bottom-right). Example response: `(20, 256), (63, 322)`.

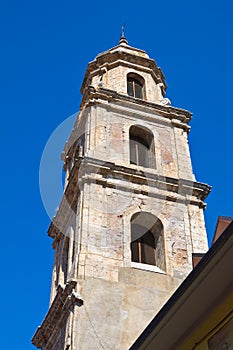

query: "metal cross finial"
(119, 23), (128, 45)
(121, 23), (126, 37)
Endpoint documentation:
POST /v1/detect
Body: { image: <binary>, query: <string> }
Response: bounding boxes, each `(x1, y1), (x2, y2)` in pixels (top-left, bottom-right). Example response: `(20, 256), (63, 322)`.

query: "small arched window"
(74, 133), (85, 159)
(61, 238), (69, 283)
(129, 125), (155, 168)
(130, 212), (165, 270)
(127, 73), (144, 99)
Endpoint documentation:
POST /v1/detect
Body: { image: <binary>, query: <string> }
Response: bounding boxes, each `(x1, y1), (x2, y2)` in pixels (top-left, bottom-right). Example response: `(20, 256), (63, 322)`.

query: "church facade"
(32, 34), (211, 349)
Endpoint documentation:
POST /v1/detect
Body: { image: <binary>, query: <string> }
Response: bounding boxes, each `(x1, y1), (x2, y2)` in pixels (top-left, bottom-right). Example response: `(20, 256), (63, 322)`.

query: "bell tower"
(32, 34), (211, 350)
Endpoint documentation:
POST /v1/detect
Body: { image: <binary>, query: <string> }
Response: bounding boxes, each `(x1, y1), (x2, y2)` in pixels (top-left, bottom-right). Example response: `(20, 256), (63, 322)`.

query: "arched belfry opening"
(129, 125), (156, 168)
(127, 73), (145, 99)
(131, 212), (166, 271)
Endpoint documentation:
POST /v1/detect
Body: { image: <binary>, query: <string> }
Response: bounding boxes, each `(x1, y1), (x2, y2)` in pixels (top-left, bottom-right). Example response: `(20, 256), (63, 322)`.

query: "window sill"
(131, 262), (166, 274)
(129, 163), (156, 172)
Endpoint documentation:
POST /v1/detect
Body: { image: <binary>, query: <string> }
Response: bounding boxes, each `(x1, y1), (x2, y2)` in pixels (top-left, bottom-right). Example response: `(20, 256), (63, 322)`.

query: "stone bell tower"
(32, 33), (211, 350)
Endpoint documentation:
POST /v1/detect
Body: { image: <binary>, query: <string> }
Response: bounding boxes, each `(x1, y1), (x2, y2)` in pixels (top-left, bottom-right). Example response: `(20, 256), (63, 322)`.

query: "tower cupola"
(80, 35), (169, 107)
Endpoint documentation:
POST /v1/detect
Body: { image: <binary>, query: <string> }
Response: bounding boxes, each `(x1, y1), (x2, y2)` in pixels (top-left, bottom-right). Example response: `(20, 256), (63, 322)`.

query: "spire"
(119, 23), (128, 45)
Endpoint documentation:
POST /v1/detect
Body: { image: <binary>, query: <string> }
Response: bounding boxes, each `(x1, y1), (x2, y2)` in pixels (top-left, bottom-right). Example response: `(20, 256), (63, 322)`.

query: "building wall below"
(72, 268), (180, 350)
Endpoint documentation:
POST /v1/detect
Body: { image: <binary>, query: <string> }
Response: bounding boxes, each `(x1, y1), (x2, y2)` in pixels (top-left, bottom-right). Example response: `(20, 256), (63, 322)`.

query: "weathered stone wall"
(75, 180), (207, 283)
(72, 271), (179, 350)
(188, 204), (209, 252)
(45, 96), (208, 349)
(91, 65), (163, 103)
(85, 103), (195, 181)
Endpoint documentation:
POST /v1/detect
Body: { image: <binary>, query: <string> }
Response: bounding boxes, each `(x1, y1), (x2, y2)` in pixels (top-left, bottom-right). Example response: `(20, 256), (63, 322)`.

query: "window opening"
(131, 227), (156, 265)
(131, 212), (165, 270)
(129, 125), (155, 168)
(62, 238), (69, 283)
(127, 77), (143, 99)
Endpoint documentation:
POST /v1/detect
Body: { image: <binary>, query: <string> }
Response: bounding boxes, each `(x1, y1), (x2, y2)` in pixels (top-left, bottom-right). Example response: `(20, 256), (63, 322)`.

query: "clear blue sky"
(0, 1), (232, 349)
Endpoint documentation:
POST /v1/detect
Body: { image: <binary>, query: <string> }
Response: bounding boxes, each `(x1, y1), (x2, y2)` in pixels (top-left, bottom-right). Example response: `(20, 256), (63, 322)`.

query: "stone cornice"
(32, 280), (82, 349)
(80, 86), (192, 132)
(77, 157), (211, 201)
(96, 43), (148, 58)
(48, 157), (211, 239)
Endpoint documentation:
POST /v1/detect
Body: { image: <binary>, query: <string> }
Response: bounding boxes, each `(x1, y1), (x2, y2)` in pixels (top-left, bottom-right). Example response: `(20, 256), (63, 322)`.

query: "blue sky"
(0, 1), (233, 349)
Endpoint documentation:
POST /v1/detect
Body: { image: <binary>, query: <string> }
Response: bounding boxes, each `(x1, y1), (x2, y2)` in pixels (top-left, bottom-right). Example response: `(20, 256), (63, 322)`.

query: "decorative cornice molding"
(80, 86), (192, 132)
(48, 157), (211, 239)
(32, 280), (82, 349)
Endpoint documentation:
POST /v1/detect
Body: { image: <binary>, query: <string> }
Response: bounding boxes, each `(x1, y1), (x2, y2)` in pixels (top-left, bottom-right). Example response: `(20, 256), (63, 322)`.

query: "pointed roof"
(95, 35), (149, 59)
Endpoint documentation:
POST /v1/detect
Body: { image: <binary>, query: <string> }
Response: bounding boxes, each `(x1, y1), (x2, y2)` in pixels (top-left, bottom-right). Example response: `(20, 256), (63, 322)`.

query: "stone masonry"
(32, 35), (211, 350)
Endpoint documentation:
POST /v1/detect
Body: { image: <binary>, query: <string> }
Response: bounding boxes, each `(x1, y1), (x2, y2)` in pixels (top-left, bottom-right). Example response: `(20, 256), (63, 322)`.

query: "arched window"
(129, 125), (155, 168)
(74, 134), (85, 159)
(130, 212), (165, 270)
(61, 238), (69, 283)
(127, 73), (144, 99)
